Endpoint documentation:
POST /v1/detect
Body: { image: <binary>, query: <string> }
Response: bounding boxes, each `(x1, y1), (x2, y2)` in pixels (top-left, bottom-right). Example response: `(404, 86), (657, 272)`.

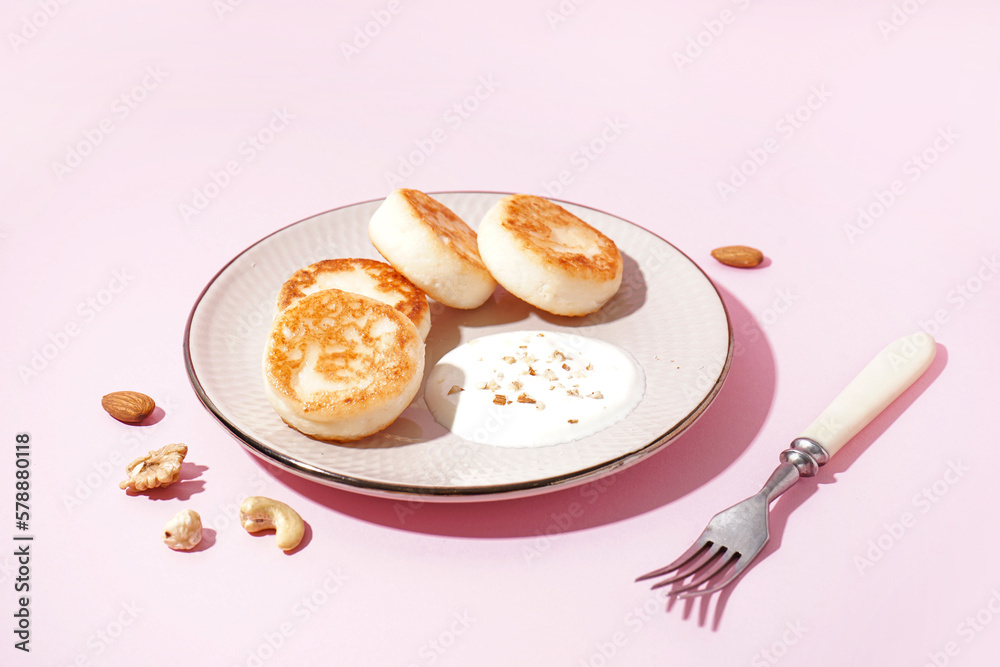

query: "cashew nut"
(239, 496), (305, 551)
(163, 509), (202, 551)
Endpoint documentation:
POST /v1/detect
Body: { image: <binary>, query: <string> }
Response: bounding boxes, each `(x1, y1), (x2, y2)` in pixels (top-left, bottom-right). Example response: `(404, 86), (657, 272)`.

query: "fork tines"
(635, 540), (743, 598)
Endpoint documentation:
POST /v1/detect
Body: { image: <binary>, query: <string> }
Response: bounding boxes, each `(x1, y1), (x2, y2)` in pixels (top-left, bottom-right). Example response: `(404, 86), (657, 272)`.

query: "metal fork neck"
(759, 463), (802, 504)
(758, 438), (830, 504)
(781, 437), (830, 477)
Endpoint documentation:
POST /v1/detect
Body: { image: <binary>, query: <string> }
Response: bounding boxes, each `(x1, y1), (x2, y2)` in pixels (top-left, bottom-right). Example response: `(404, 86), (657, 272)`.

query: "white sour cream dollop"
(424, 330), (645, 448)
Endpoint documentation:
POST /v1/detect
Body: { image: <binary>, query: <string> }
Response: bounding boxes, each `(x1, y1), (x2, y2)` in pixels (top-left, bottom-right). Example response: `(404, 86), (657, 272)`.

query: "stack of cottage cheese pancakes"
(262, 190), (643, 448)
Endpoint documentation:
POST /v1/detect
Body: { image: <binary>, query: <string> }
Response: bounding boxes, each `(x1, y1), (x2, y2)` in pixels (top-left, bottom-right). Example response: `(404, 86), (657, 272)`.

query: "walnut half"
(119, 443), (187, 492)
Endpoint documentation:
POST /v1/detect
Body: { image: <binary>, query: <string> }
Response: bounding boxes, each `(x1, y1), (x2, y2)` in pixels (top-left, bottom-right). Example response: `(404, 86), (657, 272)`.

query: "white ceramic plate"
(184, 192), (732, 501)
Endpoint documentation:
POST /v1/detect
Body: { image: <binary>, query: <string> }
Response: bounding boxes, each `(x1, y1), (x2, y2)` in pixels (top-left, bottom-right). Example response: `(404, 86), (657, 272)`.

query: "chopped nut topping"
(587, 391), (604, 399)
(568, 419), (579, 424)
(493, 394), (508, 405)
(516, 393), (536, 404)
(503, 356), (516, 364)
(562, 363), (571, 371)
(553, 350), (566, 361)
(543, 369), (558, 381)
(510, 380), (523, 392)
(536, 402), (546, 410)
(566, 388), (580, 397)
(527, 366), (537, 376)
(120, 443), (187, 492)
(447, 385), (464, 395)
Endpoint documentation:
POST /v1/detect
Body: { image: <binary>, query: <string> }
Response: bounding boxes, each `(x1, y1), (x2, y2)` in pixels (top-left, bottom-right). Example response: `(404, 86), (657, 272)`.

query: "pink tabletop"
(3, 2), (998, 665)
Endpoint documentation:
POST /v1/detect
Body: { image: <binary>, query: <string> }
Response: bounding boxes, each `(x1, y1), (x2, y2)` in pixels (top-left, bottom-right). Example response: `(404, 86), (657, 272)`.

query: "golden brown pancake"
(275, 258), (430, 340)
(263, 289), (425, 441)
(368, 189), (497, 309)
(477, 194), (623, 316)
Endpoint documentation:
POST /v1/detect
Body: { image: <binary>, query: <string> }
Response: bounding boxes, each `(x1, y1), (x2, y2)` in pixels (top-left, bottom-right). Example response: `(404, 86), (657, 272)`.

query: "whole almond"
(101, 391), (156, 424)
(711, 245), (764, 268)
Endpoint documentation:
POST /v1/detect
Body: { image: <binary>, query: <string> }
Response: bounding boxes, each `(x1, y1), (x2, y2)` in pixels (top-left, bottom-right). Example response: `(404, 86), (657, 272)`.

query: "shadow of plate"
(253, 283), (776, 539)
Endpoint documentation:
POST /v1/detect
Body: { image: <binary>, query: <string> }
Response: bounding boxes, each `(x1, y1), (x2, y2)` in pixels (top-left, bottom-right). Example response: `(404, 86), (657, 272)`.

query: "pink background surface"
(3, 1), (999, 665)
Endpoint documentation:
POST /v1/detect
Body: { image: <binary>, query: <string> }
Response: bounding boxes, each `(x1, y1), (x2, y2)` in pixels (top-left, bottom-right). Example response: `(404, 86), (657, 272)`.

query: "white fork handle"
(799, 332), (936, 458)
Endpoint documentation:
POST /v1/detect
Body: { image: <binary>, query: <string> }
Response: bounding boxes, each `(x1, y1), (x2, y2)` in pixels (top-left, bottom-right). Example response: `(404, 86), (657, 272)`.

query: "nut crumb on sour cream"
(424, 330), (644, 448)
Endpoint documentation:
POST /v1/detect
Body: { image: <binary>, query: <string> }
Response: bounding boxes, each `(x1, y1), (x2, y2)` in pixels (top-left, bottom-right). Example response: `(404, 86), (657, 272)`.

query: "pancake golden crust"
(368, 189), (497, 309)
(263, 289), (424, 441)
(497, 195), (621, 280)
(477, 194), (623, 317)
(274, 258), (430, 339)
(398, 189), (483, 267)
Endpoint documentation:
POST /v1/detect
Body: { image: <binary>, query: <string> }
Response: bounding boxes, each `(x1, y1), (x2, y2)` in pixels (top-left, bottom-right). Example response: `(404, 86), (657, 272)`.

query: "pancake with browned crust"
(368, 189), (497, 309)
(275, 258), (431, 340)
(477, 194), (623, 316)
(263, 289), (425, 441)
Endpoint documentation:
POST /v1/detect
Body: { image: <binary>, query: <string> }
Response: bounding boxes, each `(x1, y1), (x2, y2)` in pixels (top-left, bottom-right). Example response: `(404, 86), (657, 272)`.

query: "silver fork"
(636, 332), (937, 598)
